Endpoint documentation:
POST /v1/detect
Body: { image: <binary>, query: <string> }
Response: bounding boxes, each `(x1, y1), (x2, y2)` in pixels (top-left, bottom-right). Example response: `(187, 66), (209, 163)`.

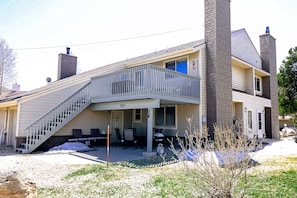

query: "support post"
(146, 108), (153, 153)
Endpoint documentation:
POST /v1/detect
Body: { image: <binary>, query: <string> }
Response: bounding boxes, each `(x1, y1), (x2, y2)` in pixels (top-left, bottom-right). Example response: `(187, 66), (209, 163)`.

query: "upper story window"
(165, 58), (188, 74)
(255, 76), (262, 95)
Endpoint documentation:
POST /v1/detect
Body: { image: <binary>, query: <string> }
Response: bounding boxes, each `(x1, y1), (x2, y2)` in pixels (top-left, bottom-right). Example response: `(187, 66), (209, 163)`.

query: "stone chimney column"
(260, 28), (279, 139)
(205, 0), (233, 136)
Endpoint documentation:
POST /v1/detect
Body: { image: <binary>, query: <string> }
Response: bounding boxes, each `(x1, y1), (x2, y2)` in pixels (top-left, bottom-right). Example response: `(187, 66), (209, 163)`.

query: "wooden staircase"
(16, 83), (91, 153)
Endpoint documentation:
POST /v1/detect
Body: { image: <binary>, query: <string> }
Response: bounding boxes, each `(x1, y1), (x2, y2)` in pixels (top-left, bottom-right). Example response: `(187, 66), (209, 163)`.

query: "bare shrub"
(169, 117), (261, 198)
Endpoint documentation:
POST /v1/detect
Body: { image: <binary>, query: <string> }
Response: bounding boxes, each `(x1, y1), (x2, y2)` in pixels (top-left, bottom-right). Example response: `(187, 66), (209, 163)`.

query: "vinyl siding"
(177, 104), (199, 137)
(245, 68), (254, 95)
(55, 109), (110, 136)
(17, 81), (88, 137)
(200, 47), (207, 121)
(232, 65), (246, 91)
(233, 91), (271, 135)
(234, 102), (243, 120)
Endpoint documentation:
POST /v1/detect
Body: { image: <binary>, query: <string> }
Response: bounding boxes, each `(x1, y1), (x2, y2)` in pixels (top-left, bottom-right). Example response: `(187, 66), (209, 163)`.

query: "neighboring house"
(0, 0), (279, 154)
(279, 115), (294, 129)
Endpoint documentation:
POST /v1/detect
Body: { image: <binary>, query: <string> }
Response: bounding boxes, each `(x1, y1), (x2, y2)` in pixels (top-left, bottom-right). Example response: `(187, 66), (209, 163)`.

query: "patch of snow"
(47, 142), (93, 153)
(252, 139), (297, 161)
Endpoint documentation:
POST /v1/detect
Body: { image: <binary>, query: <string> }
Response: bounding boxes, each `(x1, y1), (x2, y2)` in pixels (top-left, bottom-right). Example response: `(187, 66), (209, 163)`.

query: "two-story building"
(0, 0), (279, 154)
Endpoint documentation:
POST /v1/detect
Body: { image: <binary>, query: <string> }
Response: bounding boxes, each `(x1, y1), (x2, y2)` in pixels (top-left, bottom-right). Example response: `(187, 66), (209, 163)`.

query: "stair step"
(22, 84), (91, 154)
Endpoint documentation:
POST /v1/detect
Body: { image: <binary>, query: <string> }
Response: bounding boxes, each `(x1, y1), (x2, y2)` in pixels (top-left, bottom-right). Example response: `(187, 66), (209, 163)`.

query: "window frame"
(154, 106), (177, 128)
(255, 76), (262, 95)
(164, 56), (189, 75)
(133, 109), (142, 123)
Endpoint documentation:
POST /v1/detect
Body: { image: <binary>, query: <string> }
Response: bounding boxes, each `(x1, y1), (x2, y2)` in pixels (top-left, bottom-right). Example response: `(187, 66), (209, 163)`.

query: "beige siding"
(17, 82), (88, 137)
(234, 102), (243, 120)
(7, 109), (17, 146)
(177, 104), (199, 136)
(189, 52), (199, 77)
(56, 109), (110, 136)
(200, 47), (207, 123)
(0, 111), (5, 132)
(232, 65), (246, 91)
(233, 91), (271, 135)
(245, 68), (254, 95)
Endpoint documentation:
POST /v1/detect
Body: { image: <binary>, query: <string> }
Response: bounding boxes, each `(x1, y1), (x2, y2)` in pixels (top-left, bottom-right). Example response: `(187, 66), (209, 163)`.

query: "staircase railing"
(22, 82), (91, 153)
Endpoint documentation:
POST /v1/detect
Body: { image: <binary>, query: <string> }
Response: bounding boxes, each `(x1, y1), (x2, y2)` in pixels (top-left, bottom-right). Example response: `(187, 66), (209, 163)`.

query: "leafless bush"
(169, 117), (261, 198)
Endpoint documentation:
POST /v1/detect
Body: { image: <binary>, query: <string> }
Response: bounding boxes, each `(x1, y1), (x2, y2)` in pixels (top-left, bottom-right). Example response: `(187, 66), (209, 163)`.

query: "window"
(165, 58), (188, 74)
(155, 106), (176, 127)
(255, 77), (261, 92)
(133, 109), (142, 122)
(258, 112), (262, 130)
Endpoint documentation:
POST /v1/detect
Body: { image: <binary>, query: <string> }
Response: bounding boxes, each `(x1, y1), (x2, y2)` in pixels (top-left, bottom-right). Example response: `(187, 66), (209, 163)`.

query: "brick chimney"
(57, 47), (77, 80)
(205, 0), (232, 136)
(260, 27), (279, 139)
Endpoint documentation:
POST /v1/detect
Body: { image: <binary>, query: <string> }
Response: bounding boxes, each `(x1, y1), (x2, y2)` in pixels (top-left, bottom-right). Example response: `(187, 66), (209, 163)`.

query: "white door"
(257, 110), (263, 138)
(111, 111), (124, 143)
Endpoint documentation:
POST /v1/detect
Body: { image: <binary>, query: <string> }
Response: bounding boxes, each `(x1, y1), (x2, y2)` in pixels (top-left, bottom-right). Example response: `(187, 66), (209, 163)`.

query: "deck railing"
(91, 64), (200, 103)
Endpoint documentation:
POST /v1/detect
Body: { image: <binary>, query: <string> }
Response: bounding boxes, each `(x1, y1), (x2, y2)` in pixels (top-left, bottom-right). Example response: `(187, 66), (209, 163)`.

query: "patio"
(69, 145), (174, 163)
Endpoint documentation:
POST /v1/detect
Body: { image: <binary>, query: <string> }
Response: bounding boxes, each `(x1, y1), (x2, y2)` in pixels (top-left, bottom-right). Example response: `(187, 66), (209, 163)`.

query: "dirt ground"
(1, 138), (297, 188)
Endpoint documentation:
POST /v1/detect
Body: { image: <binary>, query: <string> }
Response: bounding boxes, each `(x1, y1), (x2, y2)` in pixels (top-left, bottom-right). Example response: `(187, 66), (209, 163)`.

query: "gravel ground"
(0, 138), (297, 189)
(0, 146), (100, 188)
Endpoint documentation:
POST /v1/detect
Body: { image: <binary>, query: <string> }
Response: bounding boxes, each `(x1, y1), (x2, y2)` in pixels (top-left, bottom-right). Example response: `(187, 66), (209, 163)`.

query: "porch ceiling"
(89, 97), (199, 111)
(89, 99), (160, 111)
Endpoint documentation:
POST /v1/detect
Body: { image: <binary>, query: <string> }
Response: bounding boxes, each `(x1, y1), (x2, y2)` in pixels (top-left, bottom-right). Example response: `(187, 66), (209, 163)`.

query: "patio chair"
(115, 128), (124, 146)
(90, 128), (100, 137)
(123, 128), (137, 146)
(72, 129), (83, 138)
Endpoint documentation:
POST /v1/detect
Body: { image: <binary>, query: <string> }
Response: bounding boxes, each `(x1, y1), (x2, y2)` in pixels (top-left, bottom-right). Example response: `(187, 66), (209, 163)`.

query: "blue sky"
(1, 0), (297, 91)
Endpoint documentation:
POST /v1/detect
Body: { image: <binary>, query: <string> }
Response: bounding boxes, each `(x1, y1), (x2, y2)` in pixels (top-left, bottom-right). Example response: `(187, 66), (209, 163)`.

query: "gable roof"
(231, 28), (262, 68)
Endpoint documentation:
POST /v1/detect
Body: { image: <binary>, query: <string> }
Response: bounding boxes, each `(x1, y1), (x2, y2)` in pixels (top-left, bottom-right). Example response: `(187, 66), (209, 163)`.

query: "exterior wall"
(131, 109), (148, 135)
(233, 91), (271, 136)
(189, 52), (200, 78)
(0, 108), (17, 146)
(176, 104), (199, 137)
(205, 0), (233, 132)
(0, 111), (5, 144)
(200, 47), (207, 127)
(55, 109), (110, 136)
(232, 65), (246, 91)
(17, 81), (88, 137)
(233, 102), (243, 120)
(231, 29), (262, 69)
(7, 109), (17, 147)
(245, 68), (254, 95)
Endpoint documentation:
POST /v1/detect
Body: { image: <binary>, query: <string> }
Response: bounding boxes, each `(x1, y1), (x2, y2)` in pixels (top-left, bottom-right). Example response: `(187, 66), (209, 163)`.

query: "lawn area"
(38, 156), (297, 198)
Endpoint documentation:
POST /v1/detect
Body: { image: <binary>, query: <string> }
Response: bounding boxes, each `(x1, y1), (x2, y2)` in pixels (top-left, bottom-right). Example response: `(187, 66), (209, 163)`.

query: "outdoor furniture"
(115, 128), (124, 146)
(68, 128), (107, 146)
(123, 128), (138, 146)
